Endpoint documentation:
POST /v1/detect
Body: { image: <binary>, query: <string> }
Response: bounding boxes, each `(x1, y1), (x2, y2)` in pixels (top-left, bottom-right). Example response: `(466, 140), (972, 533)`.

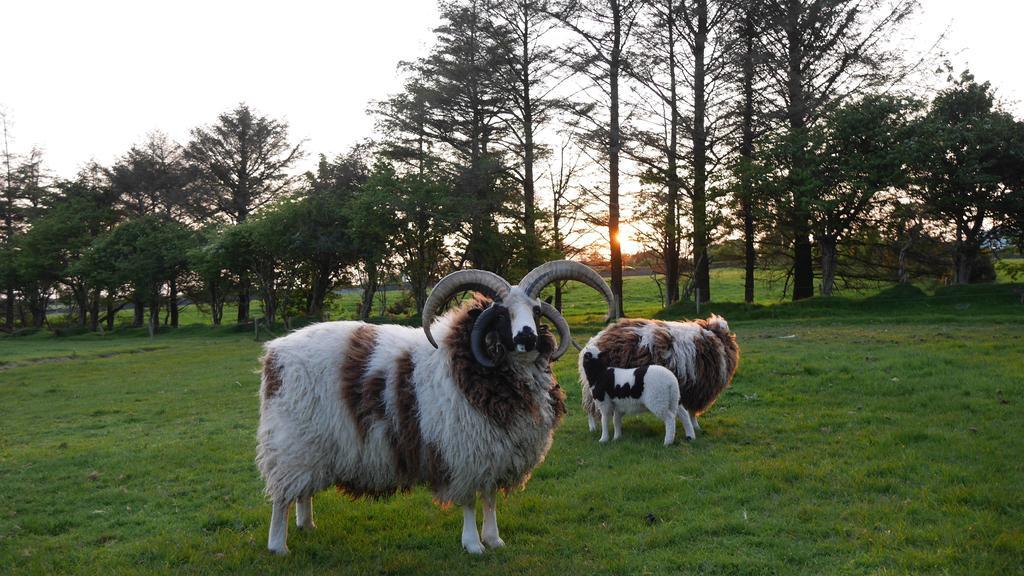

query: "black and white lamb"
(256, 261), (615, 555)
(580, 315), (740, 436)
(580, 349), (695, 446)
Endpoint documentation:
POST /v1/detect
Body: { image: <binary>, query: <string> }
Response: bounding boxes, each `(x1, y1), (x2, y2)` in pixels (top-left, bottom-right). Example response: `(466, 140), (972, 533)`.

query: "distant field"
(2, 270), (1022, 574)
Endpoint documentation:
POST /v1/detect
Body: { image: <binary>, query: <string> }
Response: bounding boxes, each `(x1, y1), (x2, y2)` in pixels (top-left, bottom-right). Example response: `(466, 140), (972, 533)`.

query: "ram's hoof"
(483, 536), (505, 549)
(463, 540), (485, 554)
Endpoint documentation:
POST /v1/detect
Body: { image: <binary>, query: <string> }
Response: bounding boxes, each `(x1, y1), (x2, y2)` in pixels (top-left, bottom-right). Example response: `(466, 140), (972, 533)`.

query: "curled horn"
(540, 302), (572, 360)
(469, 304), (501, 368)
(519, 260), (617, 321)
(422, 269), (511, 348)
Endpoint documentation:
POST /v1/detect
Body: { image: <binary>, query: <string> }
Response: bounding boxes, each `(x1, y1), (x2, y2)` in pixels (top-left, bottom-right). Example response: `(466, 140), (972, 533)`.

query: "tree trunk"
(106, 298), (116, 332)
(664, 0), (681, 306)
(3, 288), (13, 330)
(133, 297), (145, 327)
(954, 250), (972, 285)
(786, 1), (814, 301)
(308, 265), (331, 320)
(793, 219), (815, 299)
(208, 281), (223, 326)
(30, 293), (46, 328)
(359, 266), (380, 322)
(819, 237), (838, 297)
(521, 13), (538, 269)
(89, 290), (100, 332)
(740, 9), (757, 305)
(169, 277), (179, 328)
(149, 289), (160, 336)
(76, 287), (88, 327)
(608, 3), (625, 318)
(691, 0), (711, 304)
(237, 275), (250, 323)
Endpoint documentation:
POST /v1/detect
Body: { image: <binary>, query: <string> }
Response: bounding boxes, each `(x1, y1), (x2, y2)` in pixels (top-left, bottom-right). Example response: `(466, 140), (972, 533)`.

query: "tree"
(390, 1), (513, 271)
(108, 132), (195, 326)
(910, 72), (1021, 284)
(484, 0), (560, 268)
(1, 113), (48, 330)
(186, 103), (304, 321)
(347, 166), (400, 321)
(14, 168), (117, 329)
(729, 2), (768, 304)
(626, 0), (685, 305)
(78, 216), (194, 334)
(757, 0), (917, 300)
(363, 161), (458, 315)
(810, 94), (918, 295)
(549, 0), (643, 318)
(298, 152), (367, 319)
(108, 132), (193, 220)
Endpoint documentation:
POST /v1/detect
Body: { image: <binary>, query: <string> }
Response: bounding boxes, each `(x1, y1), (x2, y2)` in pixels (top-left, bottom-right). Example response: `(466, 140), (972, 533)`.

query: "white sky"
(1, 0), (1021, 201)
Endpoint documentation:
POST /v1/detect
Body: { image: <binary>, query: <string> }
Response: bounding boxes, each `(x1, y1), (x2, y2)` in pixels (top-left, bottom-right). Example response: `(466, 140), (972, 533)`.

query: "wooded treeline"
(2, 0), (1023, 334)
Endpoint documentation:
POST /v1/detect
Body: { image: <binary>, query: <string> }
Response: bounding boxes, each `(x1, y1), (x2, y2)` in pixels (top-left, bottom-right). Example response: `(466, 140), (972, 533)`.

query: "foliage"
(185, 103), (304, 224)
(909, 72), (1024, 284)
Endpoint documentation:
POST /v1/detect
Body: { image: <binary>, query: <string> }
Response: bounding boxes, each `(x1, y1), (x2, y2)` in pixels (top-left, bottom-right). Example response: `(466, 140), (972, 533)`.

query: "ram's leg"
(599, 406), (611, 443)
(690, 412), (701, 433)
(588, 413), (597, 433)
(268, 498), (291, 555)
(481, 489), (505, 548)
(678, 406), (696, 441)
(296, 494), (315, 531)
(663, 413), (677, 446)
(461, 495), (484, 554)
(612, 410), (623, 441)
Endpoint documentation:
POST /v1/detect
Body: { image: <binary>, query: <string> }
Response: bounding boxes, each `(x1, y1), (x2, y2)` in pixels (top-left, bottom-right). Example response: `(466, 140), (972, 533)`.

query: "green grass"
(2, 272), (1023, 575)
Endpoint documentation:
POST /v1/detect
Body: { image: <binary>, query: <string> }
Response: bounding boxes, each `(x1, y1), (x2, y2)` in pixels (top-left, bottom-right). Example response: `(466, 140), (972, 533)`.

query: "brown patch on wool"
(445, 296), (541, 429)
(548, 376), (567, 422)
(359, 374), (388, 424)
(689, 333), (726, 415)
(535, 323), (556, 360)
(261, 351), (284, 400)
(341, 324), (380, 440)
(391, 351), (423, 489)
(594, 319), (671, 368)
(335, 481), (398, 501)
(425, 443), (451, 500)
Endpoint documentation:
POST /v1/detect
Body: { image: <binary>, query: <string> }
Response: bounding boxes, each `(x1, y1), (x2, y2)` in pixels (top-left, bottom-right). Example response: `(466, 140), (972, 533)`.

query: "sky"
(2, 0), (1022, 251)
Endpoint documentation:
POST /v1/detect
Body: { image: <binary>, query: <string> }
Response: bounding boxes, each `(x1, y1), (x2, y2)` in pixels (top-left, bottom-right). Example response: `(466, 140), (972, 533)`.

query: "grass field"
(1, 272), (1023, 574)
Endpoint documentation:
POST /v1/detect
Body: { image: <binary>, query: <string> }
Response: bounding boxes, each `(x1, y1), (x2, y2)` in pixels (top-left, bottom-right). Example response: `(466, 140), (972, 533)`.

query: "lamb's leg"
(678, 406), (696, 441)
(599, 405), (611, 443)
(461, 496), (484, 554)
(296, 494), (315, 531)
(662, 413), (677, 446)
(612, 410), (623, 441)
(268, 498), (291, 555)
(481, 489), (505, 549)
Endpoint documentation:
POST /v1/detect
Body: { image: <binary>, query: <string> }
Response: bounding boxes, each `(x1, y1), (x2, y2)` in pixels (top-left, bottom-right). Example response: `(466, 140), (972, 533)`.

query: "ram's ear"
(544, 295), (554, 305)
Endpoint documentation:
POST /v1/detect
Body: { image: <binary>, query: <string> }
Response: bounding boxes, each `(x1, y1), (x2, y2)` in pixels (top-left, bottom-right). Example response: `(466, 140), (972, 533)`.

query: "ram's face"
(500, 287), (542, 353)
